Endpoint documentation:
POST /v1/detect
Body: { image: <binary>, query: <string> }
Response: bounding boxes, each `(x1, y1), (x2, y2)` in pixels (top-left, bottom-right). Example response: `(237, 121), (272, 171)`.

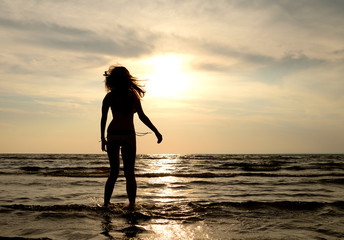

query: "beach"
(1, 154), (344, 239)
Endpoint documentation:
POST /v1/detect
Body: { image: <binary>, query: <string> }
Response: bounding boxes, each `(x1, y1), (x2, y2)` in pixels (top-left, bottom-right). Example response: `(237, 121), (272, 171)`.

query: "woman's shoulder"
(103, 92), (113, 103)
(128, 90), (140, 100)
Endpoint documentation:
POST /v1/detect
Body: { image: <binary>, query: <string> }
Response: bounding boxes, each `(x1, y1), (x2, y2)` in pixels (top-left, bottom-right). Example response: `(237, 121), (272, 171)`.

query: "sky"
(0, 0), (343, 154)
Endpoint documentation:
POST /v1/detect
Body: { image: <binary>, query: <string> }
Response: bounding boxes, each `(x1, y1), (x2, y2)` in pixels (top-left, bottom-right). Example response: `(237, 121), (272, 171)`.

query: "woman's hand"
(101, 139), (107, 152)
(155, 132), (163, 144)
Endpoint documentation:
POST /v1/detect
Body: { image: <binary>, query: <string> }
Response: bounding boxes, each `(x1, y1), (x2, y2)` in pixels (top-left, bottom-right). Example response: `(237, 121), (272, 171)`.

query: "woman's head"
(104, 65), (145, 98)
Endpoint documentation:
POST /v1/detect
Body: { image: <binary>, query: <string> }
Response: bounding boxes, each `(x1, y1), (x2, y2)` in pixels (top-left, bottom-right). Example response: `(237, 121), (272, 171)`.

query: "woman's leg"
(121, 136), (137, 208)
(104, 142), (120, 207)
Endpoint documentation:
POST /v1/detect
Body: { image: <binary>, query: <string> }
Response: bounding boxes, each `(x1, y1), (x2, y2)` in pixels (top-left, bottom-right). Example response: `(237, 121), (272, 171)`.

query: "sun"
(144, 54), (190, 98)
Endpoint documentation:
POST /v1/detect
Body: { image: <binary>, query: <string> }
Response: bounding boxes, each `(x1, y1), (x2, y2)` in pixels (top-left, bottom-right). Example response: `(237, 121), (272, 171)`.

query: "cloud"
(200, 40), (274, 64)
(0, 107), (28, 114)
(253, 54), (325, 83)
(0, 16), (156, 57)
(190, 40), (325, 82)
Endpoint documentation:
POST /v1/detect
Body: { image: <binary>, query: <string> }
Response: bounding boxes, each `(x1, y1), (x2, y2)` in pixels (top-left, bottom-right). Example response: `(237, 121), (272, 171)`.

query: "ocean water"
(0, 154), (344, 240)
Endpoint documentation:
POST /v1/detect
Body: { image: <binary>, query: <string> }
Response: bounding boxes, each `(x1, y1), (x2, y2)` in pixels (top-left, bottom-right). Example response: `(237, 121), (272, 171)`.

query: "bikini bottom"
(107, 132), (136, 150)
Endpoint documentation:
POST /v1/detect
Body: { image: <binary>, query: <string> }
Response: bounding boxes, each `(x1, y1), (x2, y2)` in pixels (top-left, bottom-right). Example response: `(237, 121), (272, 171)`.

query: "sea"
(0, 154), (343, 240)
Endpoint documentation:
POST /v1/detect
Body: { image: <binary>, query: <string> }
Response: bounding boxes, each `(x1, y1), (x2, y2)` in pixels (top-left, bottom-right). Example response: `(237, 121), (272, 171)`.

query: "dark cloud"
(232, 0), (344, 14)
(192, 62), (232, 73)
(191, 40), (275, 73)
(0, 17), (156, 57)
(248, 0), (344, 32)
(200, 40), (274, 65)
(193, 40), (325, 83)
(253, 54), (325, 83)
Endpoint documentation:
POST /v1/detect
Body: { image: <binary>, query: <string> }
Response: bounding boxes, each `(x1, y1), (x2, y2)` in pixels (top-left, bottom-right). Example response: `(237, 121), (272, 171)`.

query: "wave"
(2, 166), (344, 179)
(2, 154), (344, 172)
(197, 200), (344, 211)
(2, 153), (343, 161)
(0, 237), (52, 240)
(2, 200), (344, 219)
(0, 154), (105, 160)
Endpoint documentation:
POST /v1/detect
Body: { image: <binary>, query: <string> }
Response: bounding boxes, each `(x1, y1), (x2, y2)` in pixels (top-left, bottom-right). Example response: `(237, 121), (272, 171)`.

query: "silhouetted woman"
(100, 65), (162, 209)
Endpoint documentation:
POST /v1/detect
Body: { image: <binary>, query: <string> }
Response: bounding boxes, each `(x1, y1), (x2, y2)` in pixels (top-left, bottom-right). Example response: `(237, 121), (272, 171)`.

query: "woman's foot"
(128, 203), (136, 211)
(123, 203), (136, 211)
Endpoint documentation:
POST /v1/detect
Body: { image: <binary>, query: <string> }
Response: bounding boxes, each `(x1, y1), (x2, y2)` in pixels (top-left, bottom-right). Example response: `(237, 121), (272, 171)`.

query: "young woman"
(100, 65), (162, 208)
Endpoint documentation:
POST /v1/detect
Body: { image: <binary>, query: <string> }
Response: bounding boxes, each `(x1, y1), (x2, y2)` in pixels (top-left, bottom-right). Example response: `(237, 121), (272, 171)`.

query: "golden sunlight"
(143, 55), (190, 98)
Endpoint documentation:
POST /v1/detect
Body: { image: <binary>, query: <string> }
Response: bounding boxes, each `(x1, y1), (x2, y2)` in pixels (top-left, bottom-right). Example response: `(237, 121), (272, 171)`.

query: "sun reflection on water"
(149, 176), (179, 203)
(138, 155), (212, 239)
(141, 155), (183, 203)
(145, 154), (180, 173)
(145, 221), (210, 240)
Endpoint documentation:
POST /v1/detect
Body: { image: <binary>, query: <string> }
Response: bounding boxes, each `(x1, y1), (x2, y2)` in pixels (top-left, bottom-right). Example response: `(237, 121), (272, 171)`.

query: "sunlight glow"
(144, 55), (190, 98)
(147, 222), (210, 240)
(142, 155), (182, 203)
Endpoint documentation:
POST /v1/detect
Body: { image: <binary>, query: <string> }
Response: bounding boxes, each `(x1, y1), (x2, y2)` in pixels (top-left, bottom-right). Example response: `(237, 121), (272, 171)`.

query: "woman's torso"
(106, 91), (137, 135)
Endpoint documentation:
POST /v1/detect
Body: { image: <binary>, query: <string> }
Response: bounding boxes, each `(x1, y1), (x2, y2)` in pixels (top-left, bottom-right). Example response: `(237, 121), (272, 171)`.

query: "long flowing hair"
(104, 65), (145, 99)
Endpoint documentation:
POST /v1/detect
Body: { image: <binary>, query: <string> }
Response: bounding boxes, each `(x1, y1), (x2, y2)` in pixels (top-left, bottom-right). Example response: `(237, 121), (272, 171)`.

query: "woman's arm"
(136, 99), (162, 143)
(100, 95), (110, 151)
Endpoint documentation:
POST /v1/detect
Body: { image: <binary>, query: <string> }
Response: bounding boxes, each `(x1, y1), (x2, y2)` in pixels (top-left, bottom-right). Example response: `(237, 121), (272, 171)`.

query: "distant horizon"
(1, 152), (343, 155)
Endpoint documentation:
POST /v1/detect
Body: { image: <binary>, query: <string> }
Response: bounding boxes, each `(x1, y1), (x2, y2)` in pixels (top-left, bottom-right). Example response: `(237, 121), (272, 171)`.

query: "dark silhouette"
(100, 65), (162, 209)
